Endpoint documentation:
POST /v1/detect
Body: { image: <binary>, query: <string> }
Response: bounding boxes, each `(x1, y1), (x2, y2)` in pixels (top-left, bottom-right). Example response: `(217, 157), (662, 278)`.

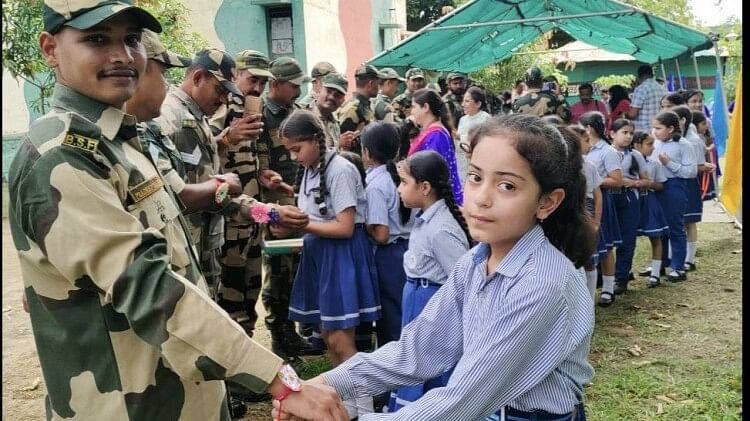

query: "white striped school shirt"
(402, 199), (469, 284)
(324, 224), (595, 420)
(654, 138), (697, 179)
(365, 165), (414, 243)
(685, 124), (707, 166)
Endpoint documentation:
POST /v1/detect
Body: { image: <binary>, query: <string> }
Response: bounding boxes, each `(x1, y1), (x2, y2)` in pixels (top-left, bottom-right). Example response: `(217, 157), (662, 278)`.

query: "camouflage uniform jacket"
(337, 92), (375, 155)
(312, 101), (341, 150)
(8, 84), (283, 421)
(257, 96), (299, 187)
(209, 92), (262, 203)
(371, 93), (397, 123)
(156, 88), (256, 254)
(296, 92), (315, 110)
(442, 91), (464, 131)
(392, 91), (414, 121)
(138, 119), (187, 195)
(511, 88), (571, 122)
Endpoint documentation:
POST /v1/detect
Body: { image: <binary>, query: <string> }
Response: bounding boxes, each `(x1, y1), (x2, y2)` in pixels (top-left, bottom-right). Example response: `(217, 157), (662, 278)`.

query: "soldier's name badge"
(62, 133), (99, 153)
(129, 176), (164, 203)
(182, 119), (197, 128)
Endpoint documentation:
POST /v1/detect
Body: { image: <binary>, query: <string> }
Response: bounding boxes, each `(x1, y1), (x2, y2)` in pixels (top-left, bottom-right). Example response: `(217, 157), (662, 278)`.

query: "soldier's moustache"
(98, 67), (139, 79)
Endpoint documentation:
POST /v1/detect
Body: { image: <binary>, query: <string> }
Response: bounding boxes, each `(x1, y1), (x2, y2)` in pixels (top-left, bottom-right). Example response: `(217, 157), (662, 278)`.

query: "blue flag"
(711, 70), (729, 157)
(667, 74), (675, 92)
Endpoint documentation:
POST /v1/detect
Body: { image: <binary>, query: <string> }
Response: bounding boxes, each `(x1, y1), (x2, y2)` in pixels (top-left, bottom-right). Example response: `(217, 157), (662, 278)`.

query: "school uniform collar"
(471, 224), (546, 279)
(172, 87), (207, 120)
(591, 139), (609, 150)
(308, 150), (337, 174)
(365, 164), (387, 183)
(51, 83), (137, 144)
(416, 199), (446, 224)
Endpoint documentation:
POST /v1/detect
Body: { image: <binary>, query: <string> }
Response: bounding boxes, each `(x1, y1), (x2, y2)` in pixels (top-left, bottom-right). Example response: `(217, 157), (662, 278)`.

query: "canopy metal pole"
(709, 33), (730, 130)
(692, 53), (702, 90)
(675, 59), (683, 89)
(660, 62), (667, 82)
(424, 9), (636, 32)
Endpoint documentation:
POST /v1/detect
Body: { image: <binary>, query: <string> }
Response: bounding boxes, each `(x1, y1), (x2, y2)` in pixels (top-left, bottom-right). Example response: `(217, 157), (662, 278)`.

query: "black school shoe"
(684, 262), (697, 272)
(647, 276), (661, 288)
(597, 291), (615, 307)
(613, 281), (628, 295)
(666, 270), (687, 282)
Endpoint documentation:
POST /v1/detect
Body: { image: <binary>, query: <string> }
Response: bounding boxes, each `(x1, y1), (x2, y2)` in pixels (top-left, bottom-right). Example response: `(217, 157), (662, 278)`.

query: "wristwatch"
(273, 363), (301, 402)
(213, 178), (229, 205)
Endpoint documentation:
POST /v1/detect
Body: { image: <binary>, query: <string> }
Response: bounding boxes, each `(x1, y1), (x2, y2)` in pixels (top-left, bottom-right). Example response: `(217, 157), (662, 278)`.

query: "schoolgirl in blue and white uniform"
(580, 111), (623, 307)
(651, 109), (697, 282)
(632, 131), (669, 287)
(360, 122), (415, 348)
(608, 118), (648, 293)
(274, 109), (380, 418)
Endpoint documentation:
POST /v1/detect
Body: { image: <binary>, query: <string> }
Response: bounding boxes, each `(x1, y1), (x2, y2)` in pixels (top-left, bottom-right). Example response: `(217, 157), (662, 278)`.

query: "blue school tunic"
(654, 138), (697, 271)
(324, 225), (595, 420)
(366, 165), (415, 346)
(585, 140), (623, 257)
(289, 151), (380, 330)
(613, 148), (646, 280)
(637, 159), (669, 237)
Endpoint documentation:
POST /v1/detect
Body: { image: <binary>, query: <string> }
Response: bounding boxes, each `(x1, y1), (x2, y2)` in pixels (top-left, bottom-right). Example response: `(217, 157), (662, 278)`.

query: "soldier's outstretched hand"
(276, 205), (309, 230)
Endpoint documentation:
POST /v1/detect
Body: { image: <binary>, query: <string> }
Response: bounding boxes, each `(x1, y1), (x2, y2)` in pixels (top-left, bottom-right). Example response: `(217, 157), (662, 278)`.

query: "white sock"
(343, 398), (358, 419)
(651, 260), (662, 277)
(585, 269), (598, 303)
(667, 242), (672, 259)
(602, 275), (615, 294)
(686, 242), (697, 263)
(356, 396), (374, 416)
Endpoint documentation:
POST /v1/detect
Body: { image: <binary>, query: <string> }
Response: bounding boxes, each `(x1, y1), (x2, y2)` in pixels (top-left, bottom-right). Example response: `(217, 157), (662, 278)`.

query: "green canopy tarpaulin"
(368, 0), (713, 72)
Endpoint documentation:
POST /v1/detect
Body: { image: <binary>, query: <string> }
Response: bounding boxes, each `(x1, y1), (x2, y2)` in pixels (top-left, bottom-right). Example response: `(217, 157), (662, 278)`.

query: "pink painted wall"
(339, 0), (374, 96)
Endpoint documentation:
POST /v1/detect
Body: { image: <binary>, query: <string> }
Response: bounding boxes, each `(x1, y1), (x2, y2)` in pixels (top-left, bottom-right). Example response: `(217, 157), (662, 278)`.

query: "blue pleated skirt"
(597, 189), (622, 261)
(637, 192), (669, 238)
(288, 225), (381, 331)
(684, 177), (703, 223)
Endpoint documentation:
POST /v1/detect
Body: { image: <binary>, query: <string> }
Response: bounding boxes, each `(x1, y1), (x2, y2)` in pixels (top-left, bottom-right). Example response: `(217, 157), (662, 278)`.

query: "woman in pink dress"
(606, 85), (631, 132)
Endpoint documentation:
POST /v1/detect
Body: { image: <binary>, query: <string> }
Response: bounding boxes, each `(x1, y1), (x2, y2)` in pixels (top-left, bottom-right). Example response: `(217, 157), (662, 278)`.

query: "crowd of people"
(7, 1), (720, 420)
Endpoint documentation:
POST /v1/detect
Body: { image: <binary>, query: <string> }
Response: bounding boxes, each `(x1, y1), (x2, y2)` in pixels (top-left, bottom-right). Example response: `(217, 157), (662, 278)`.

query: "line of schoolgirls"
(575, 101), (708, 308)
(271, 109), (471, 418)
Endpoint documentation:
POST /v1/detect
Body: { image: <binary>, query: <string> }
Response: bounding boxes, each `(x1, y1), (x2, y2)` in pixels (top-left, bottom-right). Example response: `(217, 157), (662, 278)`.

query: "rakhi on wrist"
(213, 178), (229, 205)
(249, 203), (281, 226)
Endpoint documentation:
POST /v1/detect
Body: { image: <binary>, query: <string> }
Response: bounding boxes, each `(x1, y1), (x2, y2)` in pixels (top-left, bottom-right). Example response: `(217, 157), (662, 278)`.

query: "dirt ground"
(2, 200), (737, 419)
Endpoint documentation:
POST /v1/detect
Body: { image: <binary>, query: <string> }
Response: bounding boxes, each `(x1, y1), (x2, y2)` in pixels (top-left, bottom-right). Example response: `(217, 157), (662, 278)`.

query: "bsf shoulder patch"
(129, 176), (164, 203)
(62, 133), (99, 153)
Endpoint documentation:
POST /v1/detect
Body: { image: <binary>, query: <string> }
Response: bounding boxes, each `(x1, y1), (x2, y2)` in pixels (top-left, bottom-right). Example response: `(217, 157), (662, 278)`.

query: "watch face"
(278, 364), (302, 391)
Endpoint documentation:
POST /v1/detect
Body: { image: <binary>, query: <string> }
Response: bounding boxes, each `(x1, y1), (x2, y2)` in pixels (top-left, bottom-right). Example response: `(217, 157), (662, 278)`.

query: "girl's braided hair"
(281, 110), (333, 215)
(403, 150), (472, 244)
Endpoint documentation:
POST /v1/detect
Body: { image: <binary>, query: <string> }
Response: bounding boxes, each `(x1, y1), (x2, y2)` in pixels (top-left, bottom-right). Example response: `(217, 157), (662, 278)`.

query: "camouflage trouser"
(217, 221), (263, 336)
(261, 191), (299, 331)
(201, 247), (223, 300)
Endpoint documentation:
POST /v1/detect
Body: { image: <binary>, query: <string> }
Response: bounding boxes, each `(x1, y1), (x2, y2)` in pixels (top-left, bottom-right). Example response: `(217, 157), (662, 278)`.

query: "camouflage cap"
(43, 0), (162, 35)
(379, 67), (405, 82)
(321, 72), (348, 95)
(235, 50), (274, 79)
(311, 61), (336, 78)
(142, 29), (190, 69)
(269, 57), (311, 86)
(446, 72), (466, 81)
(355, 64), (386, 80)
(405, 68), (425, 80)
(192, 48), (242, 96)
(524, 66), (544, 84)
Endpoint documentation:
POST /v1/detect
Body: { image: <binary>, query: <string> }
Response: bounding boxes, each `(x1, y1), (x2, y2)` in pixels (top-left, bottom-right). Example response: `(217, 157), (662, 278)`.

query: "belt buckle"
(420, 279), (430, 288)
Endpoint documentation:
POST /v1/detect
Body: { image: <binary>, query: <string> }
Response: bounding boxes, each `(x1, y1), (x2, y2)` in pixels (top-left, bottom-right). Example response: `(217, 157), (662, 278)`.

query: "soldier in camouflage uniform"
(258, 57), (314, 359)
(337, 64), (384, 155)
(442, 72), (466, 131)
(312, 72), (348, 150)
(371, 67), (404, 123)
(392, 67), (426, 121)
(9, 2), (346, 419)
(208, 50), (274, 338)
(296, 61), (336, 110)
(512, 66), (571, 123)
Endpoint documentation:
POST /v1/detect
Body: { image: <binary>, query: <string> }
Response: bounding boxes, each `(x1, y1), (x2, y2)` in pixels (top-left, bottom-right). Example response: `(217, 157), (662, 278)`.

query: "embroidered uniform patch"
(129, 176), (164, 203)
(62, 133), (99, 152)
